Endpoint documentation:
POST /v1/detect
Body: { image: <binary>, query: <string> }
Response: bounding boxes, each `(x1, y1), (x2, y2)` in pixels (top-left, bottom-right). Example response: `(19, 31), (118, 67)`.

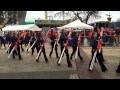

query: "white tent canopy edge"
(2, 24), (42, 31)
(57, 19), (93, 30)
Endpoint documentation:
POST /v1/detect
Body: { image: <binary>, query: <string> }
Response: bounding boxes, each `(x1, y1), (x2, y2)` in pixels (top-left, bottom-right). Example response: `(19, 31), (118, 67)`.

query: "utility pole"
(106, 11), (112, 28)
(109, 11), (110, 18)
(106, 11), (111, 21)
(45, 11), (48, 20)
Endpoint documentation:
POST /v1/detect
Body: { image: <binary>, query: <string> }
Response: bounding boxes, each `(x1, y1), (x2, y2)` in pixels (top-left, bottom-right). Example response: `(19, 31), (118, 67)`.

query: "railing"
(80, 35), (120, 47)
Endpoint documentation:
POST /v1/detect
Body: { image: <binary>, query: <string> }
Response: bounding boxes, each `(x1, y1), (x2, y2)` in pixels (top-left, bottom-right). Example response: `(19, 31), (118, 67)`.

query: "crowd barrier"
(69, 35), (120, 47)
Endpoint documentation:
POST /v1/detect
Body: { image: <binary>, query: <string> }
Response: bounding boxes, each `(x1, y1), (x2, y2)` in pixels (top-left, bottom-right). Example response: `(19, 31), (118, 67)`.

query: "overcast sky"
(25, 11), (120, 23)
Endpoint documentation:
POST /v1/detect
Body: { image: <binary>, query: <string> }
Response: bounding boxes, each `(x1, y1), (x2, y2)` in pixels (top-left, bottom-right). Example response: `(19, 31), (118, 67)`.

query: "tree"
(0, 11), (26, 25)
(54, 11), (72, 20)
(0, 11), (5, 24)
(0, 11), (3, 17)
(72, 11), (101, 24)
(54, 11), (101, 24)
(0, 11), (18, 24)
(54, 11), (74, 20)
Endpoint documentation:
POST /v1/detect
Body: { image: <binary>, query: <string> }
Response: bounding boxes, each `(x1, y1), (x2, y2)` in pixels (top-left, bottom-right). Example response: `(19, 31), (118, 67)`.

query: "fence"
(80, 35), (120, 47)
(67, 35), (120, 47)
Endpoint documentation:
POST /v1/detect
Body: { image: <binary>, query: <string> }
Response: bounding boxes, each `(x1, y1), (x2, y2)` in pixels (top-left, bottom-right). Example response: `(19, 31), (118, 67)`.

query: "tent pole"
(83, 28), (88, 47)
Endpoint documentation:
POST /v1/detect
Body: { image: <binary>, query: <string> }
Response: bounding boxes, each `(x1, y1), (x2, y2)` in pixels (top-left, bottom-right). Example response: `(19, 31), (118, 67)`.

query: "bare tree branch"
(53, 11), (101, 24)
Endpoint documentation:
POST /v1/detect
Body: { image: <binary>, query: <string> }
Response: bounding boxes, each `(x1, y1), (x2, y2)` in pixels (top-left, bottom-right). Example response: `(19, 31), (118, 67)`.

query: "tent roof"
(2, 24), (42, 31)
(58, 19), (93, 30)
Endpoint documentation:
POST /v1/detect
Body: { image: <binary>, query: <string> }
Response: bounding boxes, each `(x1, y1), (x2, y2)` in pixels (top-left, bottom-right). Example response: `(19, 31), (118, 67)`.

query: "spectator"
(115, 27), (120, 46)
(102, 29), (107, 46)
(107, 28), (114, 46)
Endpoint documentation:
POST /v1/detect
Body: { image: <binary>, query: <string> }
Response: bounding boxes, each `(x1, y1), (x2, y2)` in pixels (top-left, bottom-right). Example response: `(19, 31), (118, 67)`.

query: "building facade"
(35, 20), (70, 28)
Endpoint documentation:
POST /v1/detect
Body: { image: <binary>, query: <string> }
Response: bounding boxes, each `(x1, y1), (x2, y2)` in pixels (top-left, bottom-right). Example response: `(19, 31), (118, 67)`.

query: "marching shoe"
(70, 56), (72, 60)
(80, 57), (84, 62)
(80, 57), (83, 60)
(19, 56), (22, 60)
(19, 58), (23, 60)
(88, 68), (92, 71)
(45, 60), (49, 63)
(57, 62), (61, 66)
(68, 64), (72, 67)
(56, 56), (60, 58)
(12, 58), (15, 60)
(102, 68), (108, 72)
(49, 54), (51, 58)
(36, 59), (39, 62)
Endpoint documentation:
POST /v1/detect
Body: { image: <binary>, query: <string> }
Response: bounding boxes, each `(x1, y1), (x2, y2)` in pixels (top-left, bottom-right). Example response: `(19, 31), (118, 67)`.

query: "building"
(35, 20), (70, 28)
(89, 21), (120, 28)
(89, 21), (110, 28)
(35, 19), (70, 35)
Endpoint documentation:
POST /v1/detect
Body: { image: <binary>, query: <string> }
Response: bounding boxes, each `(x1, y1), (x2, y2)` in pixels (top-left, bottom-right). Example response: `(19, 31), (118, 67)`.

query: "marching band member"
(36, 32), (49, 63)
(49, 29), (59, 58)
(88, 27), (107, 72)
(9, 32), (22, 60)
(58, 29), (72, 67)
(70, 32), (83, 61)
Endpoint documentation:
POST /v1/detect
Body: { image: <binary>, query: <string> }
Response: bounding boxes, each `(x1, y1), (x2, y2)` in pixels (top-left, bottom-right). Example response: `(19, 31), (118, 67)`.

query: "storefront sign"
(35, 20), (69, 25)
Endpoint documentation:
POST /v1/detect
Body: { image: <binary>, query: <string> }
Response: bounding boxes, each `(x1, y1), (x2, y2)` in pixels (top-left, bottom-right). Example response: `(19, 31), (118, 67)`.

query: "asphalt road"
(0, 43), (78, 79)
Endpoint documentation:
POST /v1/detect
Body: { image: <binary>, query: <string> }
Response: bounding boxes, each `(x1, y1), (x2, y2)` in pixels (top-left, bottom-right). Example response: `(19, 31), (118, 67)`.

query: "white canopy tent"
(58, 19), (93, 46)
(58, 19), (93, 30)
(2, 24), (42, 31)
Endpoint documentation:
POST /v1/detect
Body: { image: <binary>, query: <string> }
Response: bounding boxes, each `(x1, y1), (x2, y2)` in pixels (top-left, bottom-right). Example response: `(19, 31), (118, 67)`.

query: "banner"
(35, 20), (69, 25)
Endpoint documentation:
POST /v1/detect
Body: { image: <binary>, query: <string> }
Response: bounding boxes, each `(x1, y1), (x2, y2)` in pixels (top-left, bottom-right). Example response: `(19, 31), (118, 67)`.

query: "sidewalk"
(0, 44), (119, 79)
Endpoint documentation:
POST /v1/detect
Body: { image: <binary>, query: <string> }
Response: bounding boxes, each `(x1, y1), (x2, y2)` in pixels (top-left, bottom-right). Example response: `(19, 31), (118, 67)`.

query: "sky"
(25, 11), (120, 23)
